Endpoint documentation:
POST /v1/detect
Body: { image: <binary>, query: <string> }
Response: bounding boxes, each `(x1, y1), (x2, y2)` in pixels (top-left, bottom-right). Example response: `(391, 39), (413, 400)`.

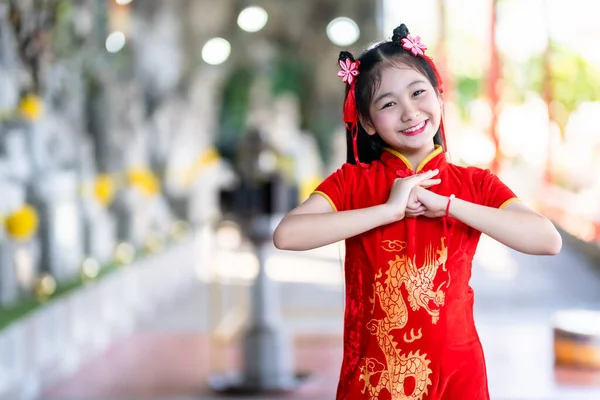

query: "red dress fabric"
(313, 146), (518, 400)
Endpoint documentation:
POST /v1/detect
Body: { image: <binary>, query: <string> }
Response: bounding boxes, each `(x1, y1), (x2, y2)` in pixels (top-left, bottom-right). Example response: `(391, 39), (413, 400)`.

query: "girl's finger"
(419, 179), (442, 188)
(406, 202), (425, 211)
(407, 206), (426, 214)
(413, 169), (439, 182)
(407, 197), (422, 205)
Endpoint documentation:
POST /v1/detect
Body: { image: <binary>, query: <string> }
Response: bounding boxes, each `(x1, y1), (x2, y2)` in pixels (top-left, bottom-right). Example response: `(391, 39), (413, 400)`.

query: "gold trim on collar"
(383, 145), (443, 172)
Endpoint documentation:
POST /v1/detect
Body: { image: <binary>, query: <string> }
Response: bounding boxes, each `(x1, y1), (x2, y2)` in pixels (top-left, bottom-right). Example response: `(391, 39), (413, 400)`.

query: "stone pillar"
(210, 128), (299, 393)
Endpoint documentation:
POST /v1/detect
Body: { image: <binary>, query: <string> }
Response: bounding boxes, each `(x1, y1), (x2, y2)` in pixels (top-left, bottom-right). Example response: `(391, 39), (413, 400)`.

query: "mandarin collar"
(381, 145), (447, 177)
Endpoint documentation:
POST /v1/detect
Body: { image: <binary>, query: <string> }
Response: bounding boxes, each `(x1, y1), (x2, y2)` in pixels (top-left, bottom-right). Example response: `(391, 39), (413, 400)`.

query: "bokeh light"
(237, 6), (268, 33)
(201, 37), (231, 65)
(327, 17), (360, 47)
(105, 31), (126, 53)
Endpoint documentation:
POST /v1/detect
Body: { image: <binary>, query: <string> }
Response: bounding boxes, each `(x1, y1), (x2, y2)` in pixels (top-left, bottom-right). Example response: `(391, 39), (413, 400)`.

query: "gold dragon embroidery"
(360, 238), (448, 400)
(403, 328), (422, 343)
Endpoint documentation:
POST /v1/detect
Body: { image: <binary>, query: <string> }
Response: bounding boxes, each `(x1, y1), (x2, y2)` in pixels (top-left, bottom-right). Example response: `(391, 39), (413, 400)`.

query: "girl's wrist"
(444, 194), (456, 216)
(428, 192), (449, 214)
(379, 203), (404, 224)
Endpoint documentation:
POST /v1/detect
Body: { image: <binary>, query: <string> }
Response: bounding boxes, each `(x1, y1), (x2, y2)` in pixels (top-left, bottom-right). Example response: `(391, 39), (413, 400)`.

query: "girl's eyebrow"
(408, 79), (427, 87)
(373, 92), (393, 104)
(373, 80), (427, 104)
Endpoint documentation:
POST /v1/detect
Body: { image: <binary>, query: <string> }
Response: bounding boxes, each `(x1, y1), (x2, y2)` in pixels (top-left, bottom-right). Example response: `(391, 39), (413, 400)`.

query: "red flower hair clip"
(401, 34), (427, 56)
(337, 58), (360, 84)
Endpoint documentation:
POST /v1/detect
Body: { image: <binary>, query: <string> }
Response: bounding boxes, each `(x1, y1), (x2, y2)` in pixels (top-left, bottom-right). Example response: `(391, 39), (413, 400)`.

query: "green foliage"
(548, 42), (600, 113)
(271, 58), (308, 100)
(271, 56), (313, 132)
(50, 0), (80, 58)
(501, 55), (543, 104)
(502, 41), (600, 128)
(454, 75), (483, 120)
(217, 67), (254, 161)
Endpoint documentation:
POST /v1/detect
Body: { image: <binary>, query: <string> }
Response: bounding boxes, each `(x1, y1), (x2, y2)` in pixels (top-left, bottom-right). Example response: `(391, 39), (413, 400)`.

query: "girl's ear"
(359, 115), (377, 136)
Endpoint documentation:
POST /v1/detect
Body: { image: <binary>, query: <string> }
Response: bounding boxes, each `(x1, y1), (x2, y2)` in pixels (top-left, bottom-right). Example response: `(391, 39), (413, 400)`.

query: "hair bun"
(391, 24), (410, 43)
(338, 51), (356, 63)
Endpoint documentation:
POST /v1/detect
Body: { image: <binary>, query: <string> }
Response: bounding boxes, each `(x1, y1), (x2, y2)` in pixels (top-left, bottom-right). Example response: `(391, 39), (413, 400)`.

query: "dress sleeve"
(475, 168), (520, 209)
(311, 163), (354, 212)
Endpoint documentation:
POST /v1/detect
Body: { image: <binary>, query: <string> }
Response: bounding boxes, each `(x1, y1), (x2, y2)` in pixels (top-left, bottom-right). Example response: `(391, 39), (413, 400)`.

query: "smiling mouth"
(400, 120), (428, 136)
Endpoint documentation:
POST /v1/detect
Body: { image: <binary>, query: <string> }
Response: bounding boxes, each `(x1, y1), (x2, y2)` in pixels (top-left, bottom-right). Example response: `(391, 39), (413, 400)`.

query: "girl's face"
(363, 64), (442, 154)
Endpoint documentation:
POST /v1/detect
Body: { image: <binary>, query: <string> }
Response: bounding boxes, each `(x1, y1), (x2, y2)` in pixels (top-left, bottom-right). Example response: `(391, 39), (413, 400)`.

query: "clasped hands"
(386, 169), (448, 220)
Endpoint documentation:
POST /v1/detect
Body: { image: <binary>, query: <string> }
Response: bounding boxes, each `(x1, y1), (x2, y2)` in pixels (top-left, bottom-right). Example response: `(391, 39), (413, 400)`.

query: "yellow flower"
(185, 148), (221, 186)
(127, 168), (160, 197)
(18, 94), (43, 121)
(95, 174), (115, 206)
(5, 204), (39, 241)
(197, 147), (221, 166)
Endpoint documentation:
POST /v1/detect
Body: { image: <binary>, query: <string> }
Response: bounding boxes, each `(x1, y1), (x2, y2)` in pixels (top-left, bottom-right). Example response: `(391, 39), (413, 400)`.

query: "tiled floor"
(42, 233), (600, 400)
(43, 332), (343, 400)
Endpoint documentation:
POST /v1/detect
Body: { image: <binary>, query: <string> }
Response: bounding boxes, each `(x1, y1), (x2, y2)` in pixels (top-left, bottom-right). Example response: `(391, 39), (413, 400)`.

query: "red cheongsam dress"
(312, 145), (519, 400)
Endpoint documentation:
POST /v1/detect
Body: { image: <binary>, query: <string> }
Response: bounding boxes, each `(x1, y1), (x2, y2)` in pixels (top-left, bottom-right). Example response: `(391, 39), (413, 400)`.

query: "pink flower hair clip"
(401, 34), (427, 56)
(337, 58), (360, 85)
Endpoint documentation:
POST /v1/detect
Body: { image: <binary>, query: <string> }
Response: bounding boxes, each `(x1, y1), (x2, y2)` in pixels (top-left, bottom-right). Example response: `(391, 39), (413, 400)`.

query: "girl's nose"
(400, 103), (420, 122)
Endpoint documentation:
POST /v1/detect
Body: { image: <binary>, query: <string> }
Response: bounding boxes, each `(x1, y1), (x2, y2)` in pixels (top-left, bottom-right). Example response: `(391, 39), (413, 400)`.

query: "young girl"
(273, 23), (562, 400)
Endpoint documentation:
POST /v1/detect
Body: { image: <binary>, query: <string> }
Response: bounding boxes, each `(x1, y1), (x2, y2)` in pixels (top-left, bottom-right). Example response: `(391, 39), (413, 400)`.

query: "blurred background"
(0, 0), (599, 399)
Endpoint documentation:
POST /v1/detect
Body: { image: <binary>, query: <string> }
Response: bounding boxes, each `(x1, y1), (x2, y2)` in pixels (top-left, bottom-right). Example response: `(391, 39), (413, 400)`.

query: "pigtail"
(391, 24), (410, 43)
(338, 51), (355, 63)
(337, 51), (370, 168)
(338, 51), (359, 127)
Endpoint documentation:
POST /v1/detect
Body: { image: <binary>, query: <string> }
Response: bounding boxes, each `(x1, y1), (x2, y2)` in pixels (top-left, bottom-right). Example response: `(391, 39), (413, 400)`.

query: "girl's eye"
(381, 101), (395, 110)
(413, 89), (425, 97)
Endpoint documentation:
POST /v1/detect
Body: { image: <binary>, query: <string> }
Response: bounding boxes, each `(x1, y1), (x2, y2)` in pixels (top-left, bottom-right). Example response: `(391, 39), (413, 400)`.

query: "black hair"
(339, 24), (444, 164)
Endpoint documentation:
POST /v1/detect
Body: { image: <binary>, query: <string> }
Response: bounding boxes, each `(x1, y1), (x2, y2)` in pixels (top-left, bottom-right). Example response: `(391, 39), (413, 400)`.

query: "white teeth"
(402, 121), (426, 133)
